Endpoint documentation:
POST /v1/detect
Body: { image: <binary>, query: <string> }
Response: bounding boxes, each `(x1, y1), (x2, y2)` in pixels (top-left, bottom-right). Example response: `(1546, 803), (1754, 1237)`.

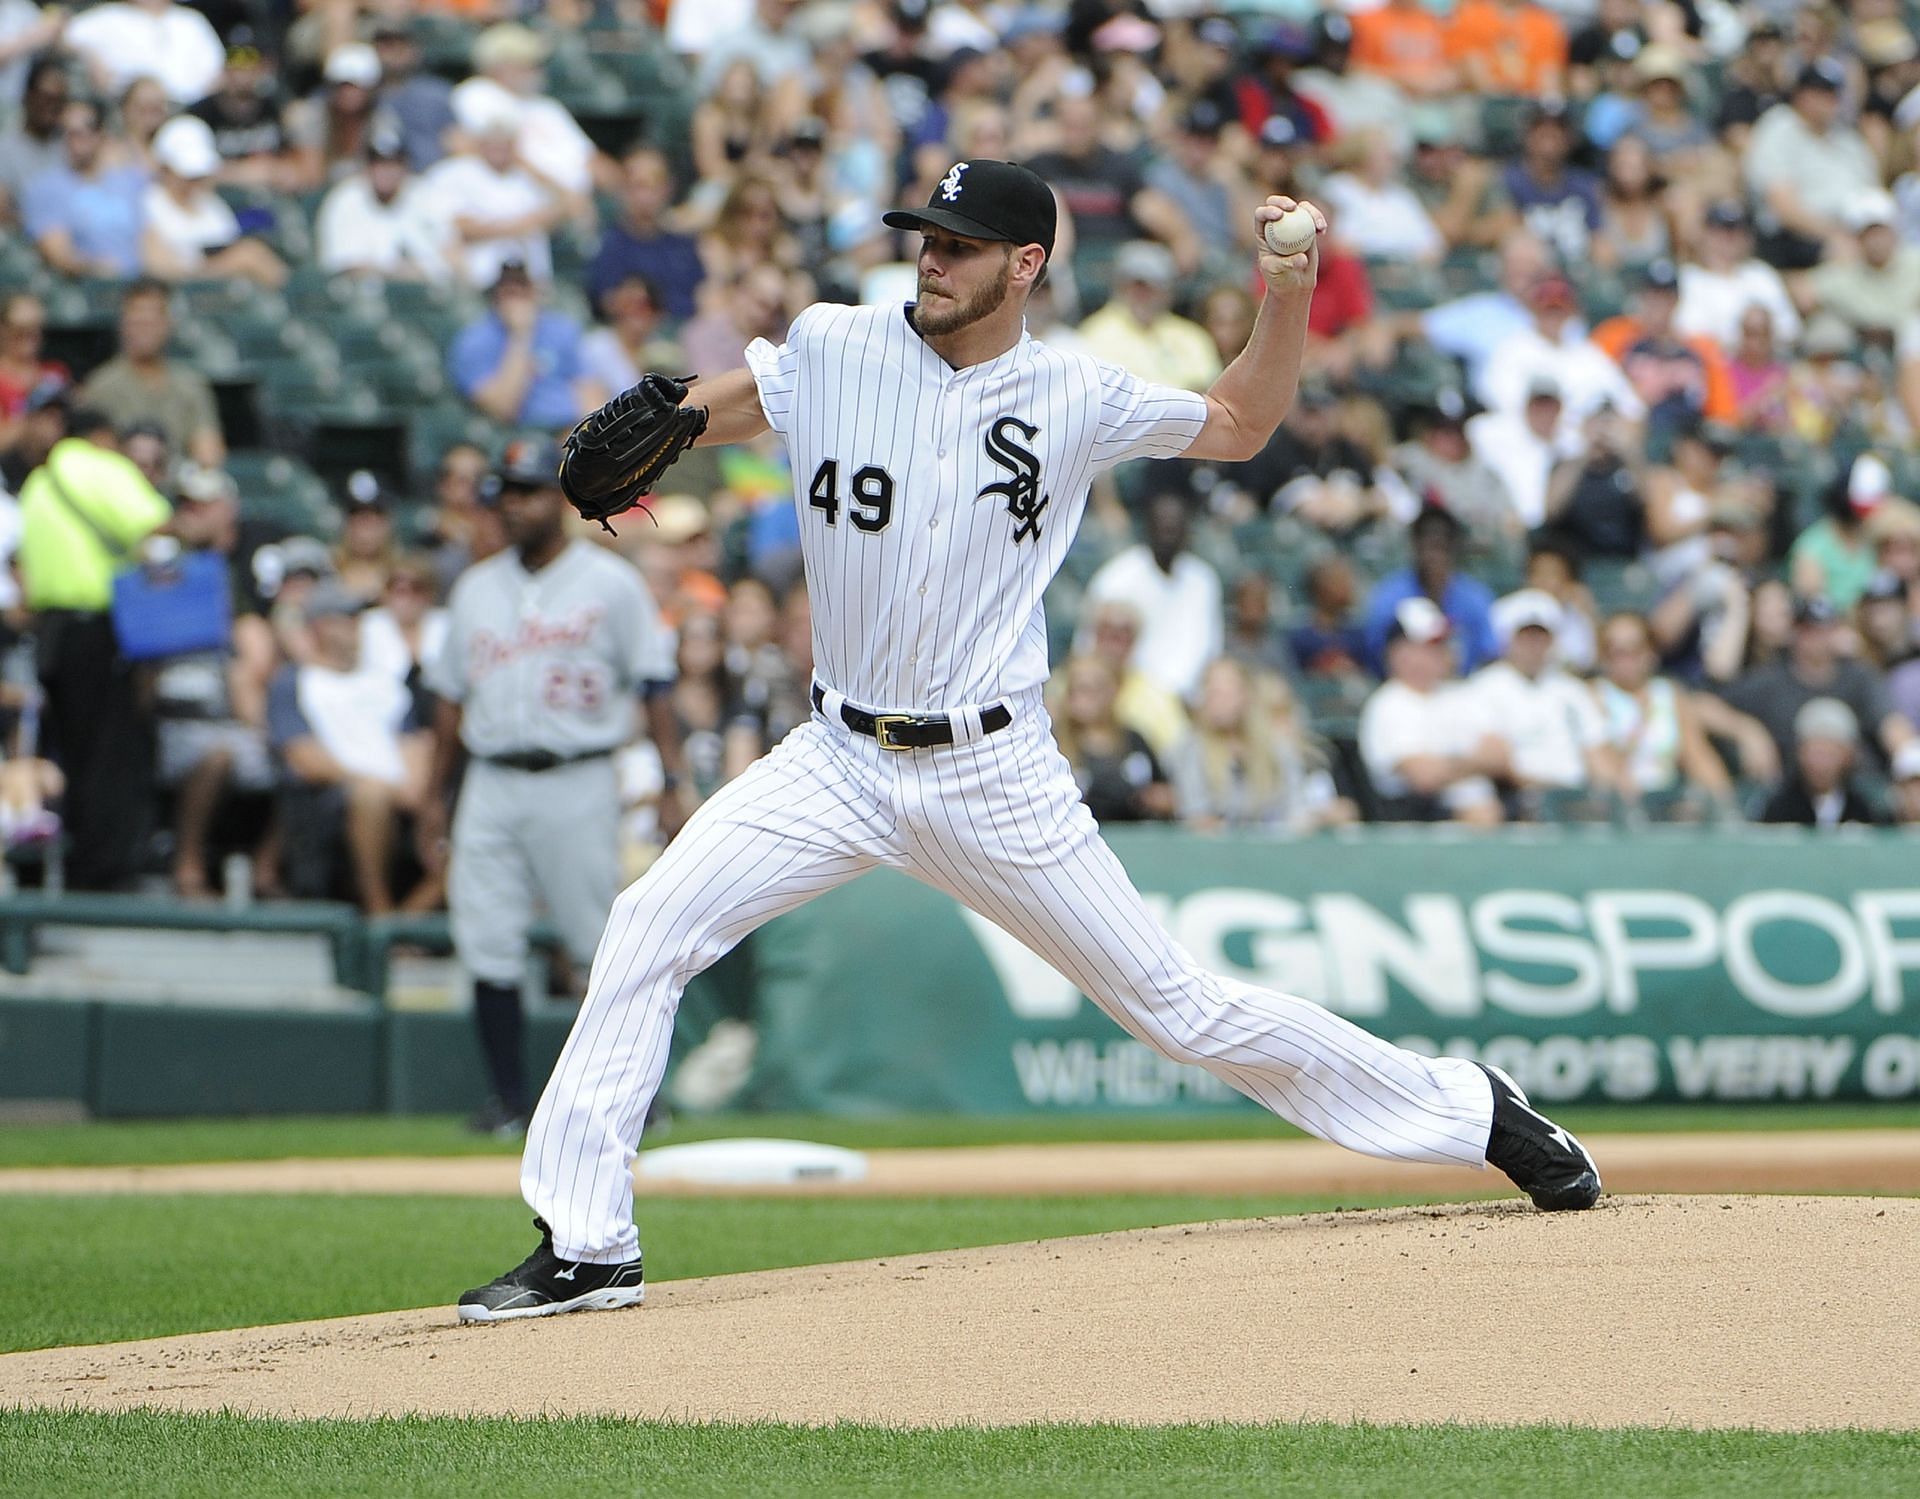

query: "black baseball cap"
(1796, 58), (1847, 93)
(484, 435), (562, 498)
(883, 159), (1057, 260)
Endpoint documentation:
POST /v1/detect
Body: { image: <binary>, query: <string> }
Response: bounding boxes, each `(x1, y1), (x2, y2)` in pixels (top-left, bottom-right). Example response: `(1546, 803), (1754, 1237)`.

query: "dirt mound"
(5, 1195), (1916, 1430)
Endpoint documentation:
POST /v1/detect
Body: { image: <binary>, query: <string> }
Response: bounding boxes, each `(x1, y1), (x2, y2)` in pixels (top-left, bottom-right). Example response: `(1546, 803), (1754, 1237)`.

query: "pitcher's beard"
(912, 257), (1013, 337)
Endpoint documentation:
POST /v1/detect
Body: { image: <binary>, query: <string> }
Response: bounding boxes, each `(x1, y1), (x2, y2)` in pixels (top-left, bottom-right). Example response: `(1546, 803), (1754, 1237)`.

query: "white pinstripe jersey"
(744, 301), (1209, 711)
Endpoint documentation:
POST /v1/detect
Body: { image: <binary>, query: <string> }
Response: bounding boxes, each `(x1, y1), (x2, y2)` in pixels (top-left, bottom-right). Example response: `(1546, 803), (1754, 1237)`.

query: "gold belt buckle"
(872, 714), (916, 751)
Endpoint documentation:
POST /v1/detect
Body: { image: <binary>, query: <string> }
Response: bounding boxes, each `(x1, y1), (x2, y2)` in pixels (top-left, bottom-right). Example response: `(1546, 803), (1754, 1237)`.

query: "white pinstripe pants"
(523, 692), (1496, 1261)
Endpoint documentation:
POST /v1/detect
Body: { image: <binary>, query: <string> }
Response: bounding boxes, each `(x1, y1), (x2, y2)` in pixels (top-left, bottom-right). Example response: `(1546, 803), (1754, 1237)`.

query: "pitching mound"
(5, 1195), (1917, 1430)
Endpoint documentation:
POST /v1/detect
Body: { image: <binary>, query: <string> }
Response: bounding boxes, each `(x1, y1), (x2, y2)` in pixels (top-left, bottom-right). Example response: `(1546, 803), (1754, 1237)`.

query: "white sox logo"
(978, 417), (1049, 543)
(939, 163), (969, 202)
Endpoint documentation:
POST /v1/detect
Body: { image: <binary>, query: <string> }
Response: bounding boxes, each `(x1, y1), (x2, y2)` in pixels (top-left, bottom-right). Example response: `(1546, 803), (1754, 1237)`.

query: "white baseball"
(1263, 206), (1317, 257)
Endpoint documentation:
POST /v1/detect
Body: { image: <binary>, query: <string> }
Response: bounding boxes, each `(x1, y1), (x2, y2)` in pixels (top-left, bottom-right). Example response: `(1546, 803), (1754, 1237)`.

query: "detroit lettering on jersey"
(426, 539), (675, 759)
(744, 301), (1208, 712)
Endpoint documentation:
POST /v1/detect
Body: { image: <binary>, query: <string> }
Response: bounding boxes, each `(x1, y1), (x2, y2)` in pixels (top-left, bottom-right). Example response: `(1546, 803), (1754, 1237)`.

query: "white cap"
(153, 115), (221, 180)
(1389, 595), (1451, 646)
(1894, 741), (1920, 781)
(1493, 587), (1564, 645)
(1850, 453), (1894, 511)
(1794, 696), (1860, 746)
(452, 77), (524, 137)
(324, 42), (381, 89)
(1845, 188), (1899, 232)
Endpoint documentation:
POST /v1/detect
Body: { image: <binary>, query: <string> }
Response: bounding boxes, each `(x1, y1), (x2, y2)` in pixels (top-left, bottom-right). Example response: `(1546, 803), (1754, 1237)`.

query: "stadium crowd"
(5, 0), (1920, 908)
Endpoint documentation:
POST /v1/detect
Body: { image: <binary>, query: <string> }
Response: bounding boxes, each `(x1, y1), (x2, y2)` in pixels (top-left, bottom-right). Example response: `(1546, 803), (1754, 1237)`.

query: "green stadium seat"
(408, 404), (505, 483)
(225, 450), (340, 536)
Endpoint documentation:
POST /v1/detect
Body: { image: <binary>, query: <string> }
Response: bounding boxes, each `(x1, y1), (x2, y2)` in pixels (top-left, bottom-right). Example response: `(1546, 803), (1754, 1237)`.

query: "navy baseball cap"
(484, 435), (562, 498)
(883, 159), (1057, 260)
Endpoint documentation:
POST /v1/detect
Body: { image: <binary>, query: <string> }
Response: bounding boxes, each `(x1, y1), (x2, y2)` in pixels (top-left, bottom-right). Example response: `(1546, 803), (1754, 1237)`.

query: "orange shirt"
(1590, 315), (1738, 424)
(1352, 6), (1452, 92)
(1445, 0), (1567, 97)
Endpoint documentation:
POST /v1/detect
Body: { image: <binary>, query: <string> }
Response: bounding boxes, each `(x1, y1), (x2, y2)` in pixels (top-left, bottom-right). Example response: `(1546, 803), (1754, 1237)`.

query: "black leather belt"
(479, 748), (612, 772)
(811, 683), (1012, 751)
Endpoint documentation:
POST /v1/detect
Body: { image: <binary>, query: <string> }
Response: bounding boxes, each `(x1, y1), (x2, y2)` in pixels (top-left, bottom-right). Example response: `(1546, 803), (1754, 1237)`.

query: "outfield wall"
(5, 828), (1920, 1115)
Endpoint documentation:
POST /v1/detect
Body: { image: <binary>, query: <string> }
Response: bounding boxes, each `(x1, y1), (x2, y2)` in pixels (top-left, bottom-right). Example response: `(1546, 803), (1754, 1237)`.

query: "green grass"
(3, 1413), (1915, 1499)
(6, 1103), (1920, 1169)
(0, 1190), (1462, 1353)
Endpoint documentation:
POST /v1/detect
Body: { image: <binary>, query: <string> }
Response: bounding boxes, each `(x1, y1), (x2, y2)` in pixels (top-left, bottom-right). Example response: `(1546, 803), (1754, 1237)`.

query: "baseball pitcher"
(458, 163), (1600, 1323)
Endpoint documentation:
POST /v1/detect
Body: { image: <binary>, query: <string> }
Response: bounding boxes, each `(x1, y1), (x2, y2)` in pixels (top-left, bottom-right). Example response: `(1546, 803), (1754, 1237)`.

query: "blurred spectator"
(1299, 207), (1390, 379)
(140, 116), (288, 287)
(667, 608), (758, 804)
(683, 263), (794, 379)
(1078, 242), (1221, 392)
(1362, 504), (1499, 676)
(118, 420), (169, 489)
(16, 401), (173, 889)
(1029, 91), (1199, 284)
(1524, 534), (1598, 673)
(1350, 0), (1456, 97)
(1393, 389), (1519, 545)
(80, 280), (224, 468)
(1713, 19), (1790, 149)
(1623, 48), (1718, 176)
(1287, 553), (1370, 685)
(264, 534), (337, 669)
(0, 4), (63, 119)
(1759, 698), (1889, 827)
(629, 494), (728, 627)
(370, 22), (454, 174)
(1417, 231), (1555, 390)
(1722, 595), (1916, 778)
(1297, 11), (1411, 147)
(421, 84), (566, 288)
(691, 59), (782, 202)
(1224, 380), (1371, 522)
(65, 0), (222, 106)
(359, 554), (448, 704)
(1321, 127), (1444, 265)
(1498, 104), (1600, 265)
(1082, 493), (1221, 702)
(1406, 111), (1509, 251)
(1470, 375), (1573, 532)
(1142, 101), (1246, 284)
(1447, 0), (1565, 99)
(1870, 501), (1920, 607)
(1591, 260), (1738, 437)
(1078, 598), (1187, 759)
(1479, 273), (1642, 432)
(698, 175), (807, 296)
(1649, 499), (1769, 684)
(1359, 596), (1504, 825)
(462, 22), (596, 199)
(1746, 60), (1879, 269)
(1591, 610), (1739, 820)
(1675, 202), (1800, 351)
(1643, 419), (1757, 586)
(1593, 136), (1672, 274)
(1787, 314), (1870, 446)
(1889, 742), (1920, 824)
(21, 97), (147, 279)
(697, 0), (812, 91)
(1466, 590), (1617, 814)
(118, 76), (171, 176)
(1174, 658), (1352, 833)
(316, 127), (449, 281)
(0, 294), (67, 455)
(1240, 26), (1334, 150)
(1542, 398), (1646, 560)
(1221, 572), (1296, 680)
(1726, 304), (1791, 433)
(1199, 285), (1256, 370)
(420, 442), (495, 597)
(333, 470), (399, 604)
(720, 575), (792, 754)
(1811, 190), (1920, 345)
(582, 274), (685, 399)
(267, 581), (433, 912)
(153, 462), (277, 899)
(188, 34), (295, 191)
(0, 56), (69, 214)
(286, 44), (389, 191)
(1050, 654), (1175, 825)
(590, 148), (707, 321)
(1791, 455), (1893, 610)
(1854, 570), (1913, 676)
(449, 261), (606, 430)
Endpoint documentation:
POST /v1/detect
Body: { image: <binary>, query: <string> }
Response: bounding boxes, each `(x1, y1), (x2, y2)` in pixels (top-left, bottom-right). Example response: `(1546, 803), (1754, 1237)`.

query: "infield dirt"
(3, 1195), (1915, 1430)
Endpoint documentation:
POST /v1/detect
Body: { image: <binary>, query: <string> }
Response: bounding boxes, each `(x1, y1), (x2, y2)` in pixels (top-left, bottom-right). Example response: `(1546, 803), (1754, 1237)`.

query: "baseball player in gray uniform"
(422, 437), (685, 1135)
(459, 165), (1600, 1323)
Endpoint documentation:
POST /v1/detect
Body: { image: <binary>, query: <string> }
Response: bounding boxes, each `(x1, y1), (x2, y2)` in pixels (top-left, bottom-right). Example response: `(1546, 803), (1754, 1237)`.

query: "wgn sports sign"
(745, 829), (1920, 1109)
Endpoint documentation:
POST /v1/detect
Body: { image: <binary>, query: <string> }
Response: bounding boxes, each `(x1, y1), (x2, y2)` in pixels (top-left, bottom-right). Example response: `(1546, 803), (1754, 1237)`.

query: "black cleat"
(1480, 1064), (1602, 1211)
(465, 1098), (528, 1140)
(457, 1218), (645, 1323)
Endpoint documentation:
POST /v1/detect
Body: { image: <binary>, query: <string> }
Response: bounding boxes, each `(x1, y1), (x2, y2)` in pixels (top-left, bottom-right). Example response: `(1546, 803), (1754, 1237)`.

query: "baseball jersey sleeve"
(1088, 363), (1210, 472)
(743, 303), (827, 441)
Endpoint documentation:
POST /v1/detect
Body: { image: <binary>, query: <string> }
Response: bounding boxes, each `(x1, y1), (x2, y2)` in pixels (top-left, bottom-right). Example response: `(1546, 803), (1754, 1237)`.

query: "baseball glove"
(559, 373), (710, 532)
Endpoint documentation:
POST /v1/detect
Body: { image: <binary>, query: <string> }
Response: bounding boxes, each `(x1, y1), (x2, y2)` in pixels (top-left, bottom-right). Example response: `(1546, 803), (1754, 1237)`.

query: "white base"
(636, 1137), (869, 1187)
